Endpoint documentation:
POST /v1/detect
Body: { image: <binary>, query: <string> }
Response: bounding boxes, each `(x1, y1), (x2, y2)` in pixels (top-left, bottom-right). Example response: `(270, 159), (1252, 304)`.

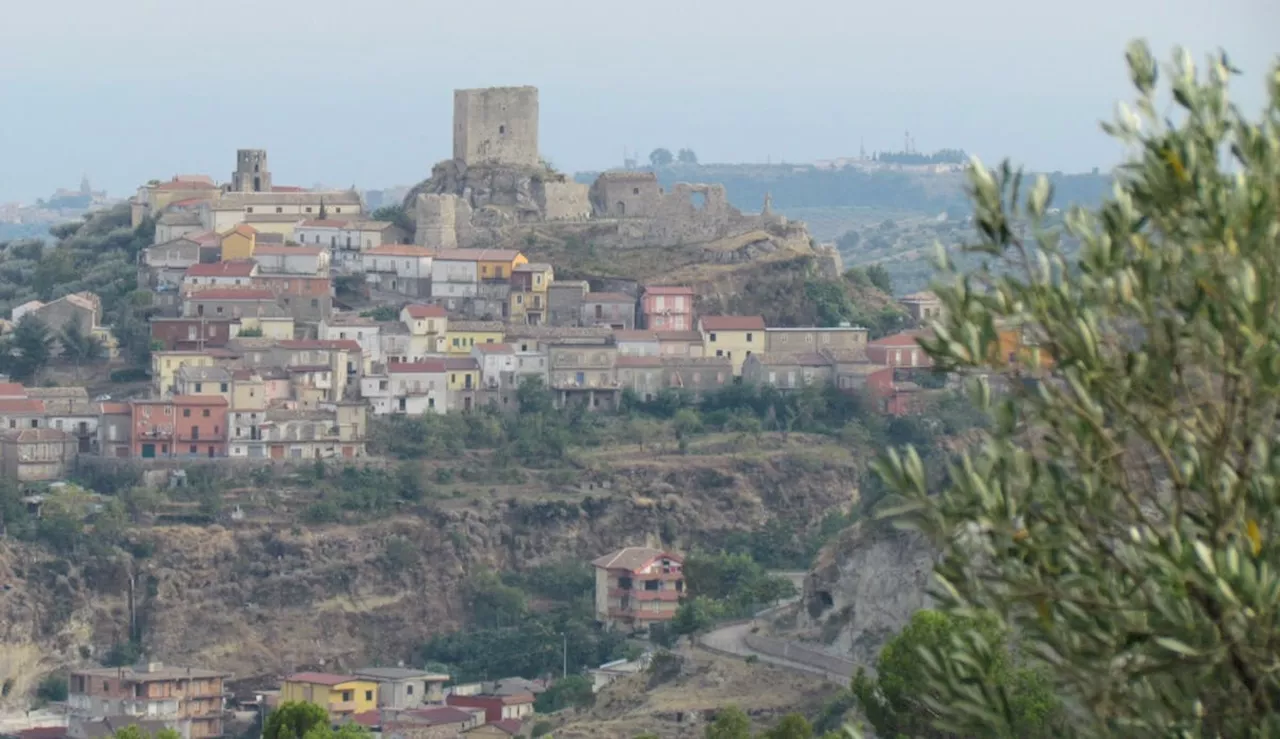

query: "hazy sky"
(0, 0), (1275, 202)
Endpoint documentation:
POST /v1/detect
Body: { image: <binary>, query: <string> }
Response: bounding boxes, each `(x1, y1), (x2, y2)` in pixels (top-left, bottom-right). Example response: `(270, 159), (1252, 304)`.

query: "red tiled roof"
(187, 288), (275, 300)
(365, 244), (435, 257)
(298, 219), (350, 228)
(389, 360), (447, 373)
(169, 197), (211, 208)
(643, 285), (695, 295)
(445, 358), (480, 371)
(404, 304), (448, 319)
(0, 382), (27, 397)
(172, 395), (229, 405)
(286, 672), (359, 686)
(592, 546), (682, 571)
(473, 343), (513, 354)
(224, 224), (258, 238)
(700, 315), (766, 331)
(617, 356), (663, 368)
(100, 402), (131, 414)
(348, 712), (380, 728)
(0, 398), (44, 413)
(655, 331), (704, 342)
(432, 248), (524, 262)
(18, 726), (67, 739)
(869, 331), (926, 347)
(486, 719), (524, 735)
(584, 292), (634, 303)
(613, 330), (657, 341)
(278, 339), (362, 351)
(398, 706), (474, 726)
(185, 261), (257, 278)
(253, 245), (325, 256)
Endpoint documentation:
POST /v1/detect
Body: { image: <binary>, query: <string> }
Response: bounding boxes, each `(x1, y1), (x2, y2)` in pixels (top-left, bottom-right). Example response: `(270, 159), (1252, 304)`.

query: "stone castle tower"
(452, 86), (539, 168)
(231, 149), (272, 193)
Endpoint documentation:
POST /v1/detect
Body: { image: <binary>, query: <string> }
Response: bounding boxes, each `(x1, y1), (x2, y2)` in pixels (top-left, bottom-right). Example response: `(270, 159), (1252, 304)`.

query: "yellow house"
(446, 357), (480, 391)
(230, 371), (267, 411)
(281, 673), (378, 719)
(152, 351), (217, 396)
(235, 315), (295, 340)
(698, 315), (767, 376)
(471, 248), (529, 282)
(446, 320), (504, 356)
(219, 224), (258, 261)
(510, 263), (554, 325)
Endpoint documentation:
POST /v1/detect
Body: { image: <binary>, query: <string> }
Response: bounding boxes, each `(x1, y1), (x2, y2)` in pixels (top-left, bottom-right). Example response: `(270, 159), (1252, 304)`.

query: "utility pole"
(561, 632), (567, 679)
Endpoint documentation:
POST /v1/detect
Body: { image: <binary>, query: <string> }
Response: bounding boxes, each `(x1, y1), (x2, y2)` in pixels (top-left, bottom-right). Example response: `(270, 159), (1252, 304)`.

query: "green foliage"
(380, 536), (419, 573)
(110, 726), (181, 739)
(101, 640), (144, 668)
(761, 713), (814, 739)
(369, 204), (415, 235)
(649, 148), (674, 168)
(677, 148), (699, 165)
(235, 327), (264, 338)
(501, 559), (594, 603)
(704, 706), (751, 739)
(531, 720), (555, 737)
(60, 316), (105, 365)
(851, 610), (1059, 738)
(464, 571), (529, 627)
(263, 702), (329, 739)
(35, 672), (67, 703)
(863, 264), (892, 294)
(683, 551), (796, 610)
(302, 722), (372, 739)
(533, 674), (594, 713)
(1, 315), (54, 381)
(671, 596), (718, 636)
(873, 42), (1280, 737)
(360, 305), (399, 322)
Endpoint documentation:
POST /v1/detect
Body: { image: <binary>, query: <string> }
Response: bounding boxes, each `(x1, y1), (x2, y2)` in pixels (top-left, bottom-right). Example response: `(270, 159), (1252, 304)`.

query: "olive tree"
(873, 42), (1280, 737)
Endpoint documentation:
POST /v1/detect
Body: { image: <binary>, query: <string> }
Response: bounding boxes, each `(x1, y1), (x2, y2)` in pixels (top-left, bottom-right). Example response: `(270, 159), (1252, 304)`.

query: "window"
(202, 409), (210, 418)
(709, 332), (717, 342)
(364, 690), (373, 701)
(715, 349), (724, 357)
(499, 124), (506, 134)
(276, 207), (283, 213)
(311, 299), (319, 308)
(746, 333), (754, 342)
(183, 408), (192, 417)
(305, 207), (313, 213)
(633, 187), (640, 195)
(216, 306), (224, 314)
(246, 207), (254, 213)
(220, 383), (228, 392)
(190, 445), (198, 454)
(335, 207), (342, 214)
(342, 691), (353, 702)
(406, 685), (414, 696)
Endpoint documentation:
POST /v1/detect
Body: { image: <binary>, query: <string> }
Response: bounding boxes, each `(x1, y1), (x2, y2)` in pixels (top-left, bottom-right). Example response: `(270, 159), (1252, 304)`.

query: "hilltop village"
(0, 86), (993, 479)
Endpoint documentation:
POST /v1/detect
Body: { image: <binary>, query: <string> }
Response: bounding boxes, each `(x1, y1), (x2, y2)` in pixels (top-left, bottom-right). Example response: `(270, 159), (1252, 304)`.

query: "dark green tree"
(704, 706), (751, 739)
(649, 148), (674, 168)
(761, 713), (814, 739)
(262, 702), (329, 739)
(533, 674), (594, 713)
(4, 315), (54, 381)
(677, 148), (699, 165)
(60, 316), (105, 365)
(864, 264), (892, 294)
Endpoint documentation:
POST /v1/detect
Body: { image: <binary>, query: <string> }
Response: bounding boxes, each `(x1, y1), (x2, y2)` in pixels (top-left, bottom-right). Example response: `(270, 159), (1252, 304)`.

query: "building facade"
(592, 547), (684, 629)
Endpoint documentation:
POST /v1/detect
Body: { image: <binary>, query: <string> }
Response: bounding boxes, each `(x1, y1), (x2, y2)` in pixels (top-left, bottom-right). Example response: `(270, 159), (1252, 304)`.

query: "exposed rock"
(793, 520), (936, 666)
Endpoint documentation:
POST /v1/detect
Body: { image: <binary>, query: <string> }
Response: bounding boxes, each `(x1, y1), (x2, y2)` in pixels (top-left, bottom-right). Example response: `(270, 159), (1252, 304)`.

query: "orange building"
(131, 399), (176, 458)
(174, 395), (229, 458)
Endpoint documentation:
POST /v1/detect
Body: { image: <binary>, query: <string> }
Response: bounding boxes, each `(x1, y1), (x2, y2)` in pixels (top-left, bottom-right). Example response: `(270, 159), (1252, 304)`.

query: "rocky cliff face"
(791, 520), (935, 666)
(0, 440), (861, 692)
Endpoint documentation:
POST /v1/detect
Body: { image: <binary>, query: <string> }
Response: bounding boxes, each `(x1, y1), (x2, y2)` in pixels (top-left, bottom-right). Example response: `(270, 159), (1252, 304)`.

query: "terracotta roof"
(185, 261), (257, 278)
(172, 395), (229, 406)
(404, 304), (448, 319)
(298, 219), (351, 228)
(190, 231), (221, 246)
(1, 427), (71, 442)
(286, 672), (360, 686)
(584, 292), (634, 303)
(18, 726), (68, 739)
(224, 224), (259, 238)
(432, 248), (524, 262)
(0, 382), (26, 397)
(869, 331), (926, 347)
(100, 402), (130, 414)
(278, 339), (362, 351)
(481, 719), (524, 735)
(347, 711), (380, 728)
(187, 287), (275, 300)
(451, 321), (504, 332)
(365, 244), (434, 257)
(643, 285), (695, 295)
(446, 358), (480, 371)
(154, 179), (218, 191)
(389, 360), (447, 373)
(591, 546), (681, 571)
(168, 197), (210, 208)
(700, 315), (766, 331)
(655, 330), (703, 342)
(613, 330), (658, 342)
(399, 706), (474, 726)
(0, 398), (45, 413)
(253, 245), (325, 256)
(617, 356), (663, 368)
(513, 262), (553, 272)
(473, 343), (513, 354)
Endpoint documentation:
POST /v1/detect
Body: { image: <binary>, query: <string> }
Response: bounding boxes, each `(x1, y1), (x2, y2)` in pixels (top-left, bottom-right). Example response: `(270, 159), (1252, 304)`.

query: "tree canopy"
(873, 42), (1280, 737)
(263, 702), (329, 739)
(650, 148), (675, 168)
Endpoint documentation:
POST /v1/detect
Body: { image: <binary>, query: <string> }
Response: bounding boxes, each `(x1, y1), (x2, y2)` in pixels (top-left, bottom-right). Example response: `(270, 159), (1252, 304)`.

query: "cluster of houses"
(3, 148), (1011, 481)
(10, 547), (680, 739)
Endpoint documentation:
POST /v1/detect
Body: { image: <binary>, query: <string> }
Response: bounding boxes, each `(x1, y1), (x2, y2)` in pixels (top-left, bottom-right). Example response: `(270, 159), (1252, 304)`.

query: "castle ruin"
(409, 85), (810, 255)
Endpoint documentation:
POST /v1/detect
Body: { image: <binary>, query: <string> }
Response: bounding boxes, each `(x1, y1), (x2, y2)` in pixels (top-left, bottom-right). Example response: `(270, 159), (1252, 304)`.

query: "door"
(141, 443), (156, 459)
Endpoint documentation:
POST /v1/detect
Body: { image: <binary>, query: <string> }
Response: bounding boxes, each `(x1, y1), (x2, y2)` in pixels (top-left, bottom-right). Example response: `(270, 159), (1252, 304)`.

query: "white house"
(252, 245), (329, 276)
(429, 253), (480, 300)
(613, 330), (660, 357)
(319, 315), (382, 372)
(471, 343), (517, 390)
(363, 360), (448, 415)
(362, 244), (435, 297)
(182, 261), (259, 292)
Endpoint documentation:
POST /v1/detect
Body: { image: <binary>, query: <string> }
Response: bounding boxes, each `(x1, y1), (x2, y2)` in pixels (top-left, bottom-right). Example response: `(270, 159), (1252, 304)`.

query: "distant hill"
(577, 164), (1112, 215)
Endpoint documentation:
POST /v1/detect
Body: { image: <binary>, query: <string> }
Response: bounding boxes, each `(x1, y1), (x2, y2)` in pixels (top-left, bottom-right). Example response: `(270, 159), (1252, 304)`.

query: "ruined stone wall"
(589, 172), (662, 218)
(414, 194), (460, 250)
(453, 86), (539, 168)
(535, 179), (591, 221)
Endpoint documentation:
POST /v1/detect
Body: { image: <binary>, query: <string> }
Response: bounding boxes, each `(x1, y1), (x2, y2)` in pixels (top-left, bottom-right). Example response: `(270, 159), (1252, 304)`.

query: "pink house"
(866, 331), (932, 368)
(641, 286), (695, 331)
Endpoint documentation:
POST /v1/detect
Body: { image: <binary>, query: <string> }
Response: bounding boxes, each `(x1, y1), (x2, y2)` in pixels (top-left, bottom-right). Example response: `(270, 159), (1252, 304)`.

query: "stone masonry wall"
(535, 179), (591, 221)
(453, 87), (539, 168)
